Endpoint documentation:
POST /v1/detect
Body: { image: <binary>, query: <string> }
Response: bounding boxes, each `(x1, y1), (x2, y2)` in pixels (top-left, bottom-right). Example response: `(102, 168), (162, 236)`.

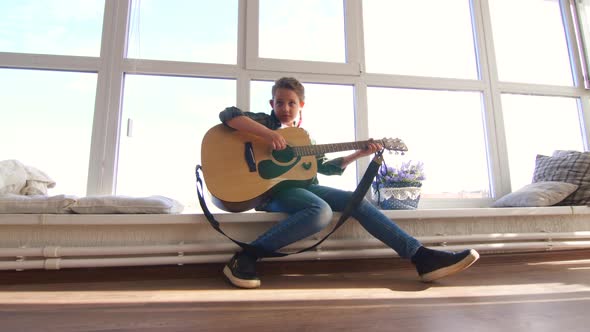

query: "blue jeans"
(251, 184), (422, 259)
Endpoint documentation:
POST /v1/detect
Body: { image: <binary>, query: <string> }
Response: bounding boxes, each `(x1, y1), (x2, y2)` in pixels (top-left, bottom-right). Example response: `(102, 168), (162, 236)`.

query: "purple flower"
(373, 160), (425, 189)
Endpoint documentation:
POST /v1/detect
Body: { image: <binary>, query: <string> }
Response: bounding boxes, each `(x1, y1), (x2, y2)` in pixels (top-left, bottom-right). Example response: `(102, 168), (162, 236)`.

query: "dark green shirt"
(219, 106), (346, 181)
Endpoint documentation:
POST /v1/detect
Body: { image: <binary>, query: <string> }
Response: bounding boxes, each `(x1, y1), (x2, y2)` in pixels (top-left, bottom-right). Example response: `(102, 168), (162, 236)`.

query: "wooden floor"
(1, 249), (590, 332)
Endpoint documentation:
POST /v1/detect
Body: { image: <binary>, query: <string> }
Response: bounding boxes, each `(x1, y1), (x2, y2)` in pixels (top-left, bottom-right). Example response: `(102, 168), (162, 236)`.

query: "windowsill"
(1, 205), (589, 226)
(379, 205), (590, 219)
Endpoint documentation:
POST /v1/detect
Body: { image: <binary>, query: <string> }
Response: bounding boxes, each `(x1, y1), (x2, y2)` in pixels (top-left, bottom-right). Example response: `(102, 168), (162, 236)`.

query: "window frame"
(1, 0), (590, 209)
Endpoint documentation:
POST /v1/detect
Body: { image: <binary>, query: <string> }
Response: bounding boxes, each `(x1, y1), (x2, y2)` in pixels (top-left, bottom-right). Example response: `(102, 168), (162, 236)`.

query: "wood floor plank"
(1, 249), (590, 331)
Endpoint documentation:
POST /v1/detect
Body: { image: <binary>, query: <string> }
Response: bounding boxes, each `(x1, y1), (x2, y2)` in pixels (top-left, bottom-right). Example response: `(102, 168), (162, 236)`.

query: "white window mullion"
(353, 80), (371, 184)
(347, 0), (369, 183)
(344, 0), (362, 73)
(87, 0), (130, 195)
(237, 0), (250, 111)
(121, 59), (239, 78)
(497, 82), (586, 96)
(0, 52), (99, 72)
(562, 0), (586, 88)
(580, 96), (590, 150)
(474, 0), (511, 198)
(571, 0), (590, 89)
(244, 0), (260, 72)
(563, 0), (590, 150)
(249, 57), (361, 76)
(364, 73), (485, 91)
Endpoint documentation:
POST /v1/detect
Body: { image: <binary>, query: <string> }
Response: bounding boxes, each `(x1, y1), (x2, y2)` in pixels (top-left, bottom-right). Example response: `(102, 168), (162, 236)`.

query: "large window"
(363, 0), (478, 79)
(127, 0), (238, 64)
(367, 87), (489, 199)
(117, 76), (236, 212)
(0, 0), (104, 56)
(501, 94), (584, 190)
(0, 69), (97, 195)
(259, 0), (345, 62)
(488, 0), (573, 85)
(2, 0), (590, 211)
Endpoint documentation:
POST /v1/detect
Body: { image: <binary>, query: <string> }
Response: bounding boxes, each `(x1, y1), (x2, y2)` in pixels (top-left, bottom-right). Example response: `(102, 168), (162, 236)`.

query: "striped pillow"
(532, 151), (590, 205)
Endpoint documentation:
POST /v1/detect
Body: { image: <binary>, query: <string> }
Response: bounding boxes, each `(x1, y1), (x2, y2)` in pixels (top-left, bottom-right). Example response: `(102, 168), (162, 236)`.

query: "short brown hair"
(271, 77), (305, 102)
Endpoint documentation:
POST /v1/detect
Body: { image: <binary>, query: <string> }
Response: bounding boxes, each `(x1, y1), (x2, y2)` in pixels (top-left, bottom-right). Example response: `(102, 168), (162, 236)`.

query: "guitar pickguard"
(257, 156), (302, 179)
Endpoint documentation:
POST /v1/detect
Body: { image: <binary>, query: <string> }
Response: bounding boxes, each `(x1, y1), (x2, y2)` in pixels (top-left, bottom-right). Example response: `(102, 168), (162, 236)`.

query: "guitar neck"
(292, 140), (381, 156)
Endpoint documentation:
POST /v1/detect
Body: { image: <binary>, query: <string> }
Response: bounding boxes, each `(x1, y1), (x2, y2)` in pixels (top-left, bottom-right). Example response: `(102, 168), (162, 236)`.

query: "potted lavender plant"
(372, 160), (425, 210)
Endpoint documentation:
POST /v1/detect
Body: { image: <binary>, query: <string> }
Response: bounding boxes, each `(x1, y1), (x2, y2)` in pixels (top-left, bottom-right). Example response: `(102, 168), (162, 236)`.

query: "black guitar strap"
(194, 150), (384, 258)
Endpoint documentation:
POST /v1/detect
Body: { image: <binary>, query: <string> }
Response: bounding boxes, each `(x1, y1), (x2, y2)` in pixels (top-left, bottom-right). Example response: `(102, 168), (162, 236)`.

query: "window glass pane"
(118, 75), (236, 212)
(502, 94), (584, 191)
(259, 0), (345, 62)
(128, 0), (238, 64)
(367, 88), (489, 199)
(0, 0), (104, 56)
(251, 80), (357, 190)
(0, 69), (97, 195)
(250, 81), (274, 114)
(363, 0), (477, 79)
(488, 0), (572, 85)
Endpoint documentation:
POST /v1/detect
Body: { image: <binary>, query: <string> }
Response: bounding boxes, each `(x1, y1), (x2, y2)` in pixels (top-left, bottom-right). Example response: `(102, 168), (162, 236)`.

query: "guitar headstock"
(381, 137), (408, 153)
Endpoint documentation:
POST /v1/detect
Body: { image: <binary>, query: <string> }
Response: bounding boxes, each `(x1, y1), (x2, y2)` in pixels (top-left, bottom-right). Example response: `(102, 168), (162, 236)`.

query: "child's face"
(270, 88), (304, 127)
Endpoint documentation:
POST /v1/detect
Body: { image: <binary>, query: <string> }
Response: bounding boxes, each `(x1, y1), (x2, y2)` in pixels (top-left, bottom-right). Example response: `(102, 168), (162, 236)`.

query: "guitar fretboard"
(292, 140), (381, 156)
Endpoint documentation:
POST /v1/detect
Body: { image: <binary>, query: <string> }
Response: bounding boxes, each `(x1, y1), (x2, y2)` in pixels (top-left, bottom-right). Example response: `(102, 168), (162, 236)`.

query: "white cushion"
(492, 181), (579, 207)
(0, 160), (57, 196)
(0, 194), (77, 214)
(0, 160), (27, 195)
(70, 195), (184, 214)
(20, 165), (56, 195)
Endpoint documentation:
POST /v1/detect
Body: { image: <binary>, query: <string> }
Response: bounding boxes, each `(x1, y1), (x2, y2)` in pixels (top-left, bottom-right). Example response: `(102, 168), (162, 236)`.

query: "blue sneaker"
(223, 251), (261, 289)
(411, 247), (479, 282)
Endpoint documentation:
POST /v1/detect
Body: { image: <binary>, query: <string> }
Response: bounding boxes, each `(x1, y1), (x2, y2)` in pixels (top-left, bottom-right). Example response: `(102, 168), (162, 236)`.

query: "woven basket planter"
(373, 185), (421, 210)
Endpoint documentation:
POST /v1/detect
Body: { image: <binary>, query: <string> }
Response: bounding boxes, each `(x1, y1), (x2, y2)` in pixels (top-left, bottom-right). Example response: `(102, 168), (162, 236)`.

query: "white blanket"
(0, 160), (55, 195)
(0, 160), (184, 214)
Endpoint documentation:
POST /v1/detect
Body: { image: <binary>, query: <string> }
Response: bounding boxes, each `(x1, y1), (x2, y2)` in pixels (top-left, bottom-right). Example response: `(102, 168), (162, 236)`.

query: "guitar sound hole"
(272, 147), (295, 163)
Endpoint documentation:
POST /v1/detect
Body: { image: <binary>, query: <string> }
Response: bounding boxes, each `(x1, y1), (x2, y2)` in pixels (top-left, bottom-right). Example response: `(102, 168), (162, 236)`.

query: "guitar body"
(201, 124), (318, 212)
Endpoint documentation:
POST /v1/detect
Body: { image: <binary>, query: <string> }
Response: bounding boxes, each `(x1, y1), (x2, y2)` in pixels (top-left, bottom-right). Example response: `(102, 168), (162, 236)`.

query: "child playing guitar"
(217, 77), (479, 289)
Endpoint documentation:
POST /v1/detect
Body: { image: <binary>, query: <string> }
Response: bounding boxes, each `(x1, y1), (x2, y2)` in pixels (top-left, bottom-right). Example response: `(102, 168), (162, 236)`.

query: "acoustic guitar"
(200, 124), (408, 212)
